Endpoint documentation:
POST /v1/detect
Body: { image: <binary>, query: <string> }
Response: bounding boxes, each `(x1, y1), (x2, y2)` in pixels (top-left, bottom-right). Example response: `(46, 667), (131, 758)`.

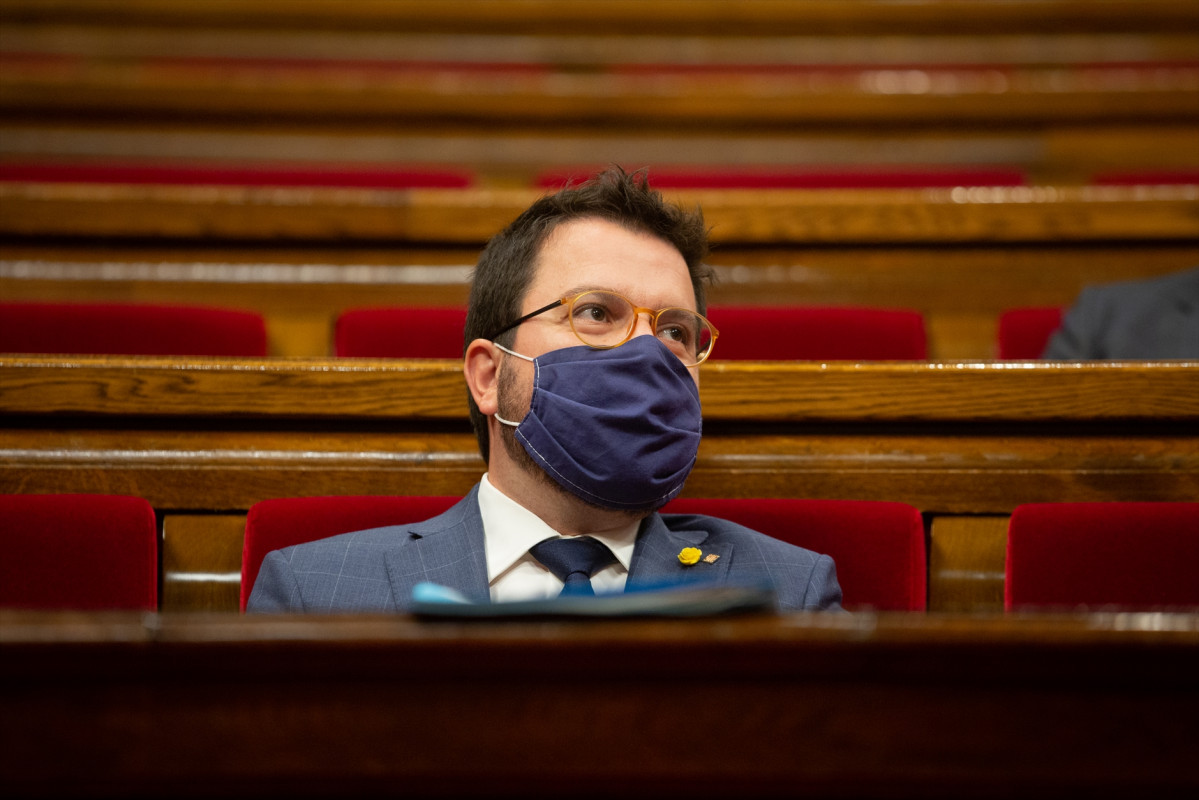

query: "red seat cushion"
(707, 306), (927, 360)
(0, 494), (158, 610)
(1005, 502), (1199, 611)
(0, 160), (475, 189)
(0, 302), (268, 356)
(334, 307), (467, 358)
(662, 497), (926, 611)
(997, 307), (1064, 359)
(1091, 170), (1199, 186)
(536, 166), (1026, 190)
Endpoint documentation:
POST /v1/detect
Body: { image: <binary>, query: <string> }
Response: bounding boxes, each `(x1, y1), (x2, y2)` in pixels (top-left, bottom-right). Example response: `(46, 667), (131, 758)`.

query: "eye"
(658, 323), (690, 345)
(573, 302), (612, 325)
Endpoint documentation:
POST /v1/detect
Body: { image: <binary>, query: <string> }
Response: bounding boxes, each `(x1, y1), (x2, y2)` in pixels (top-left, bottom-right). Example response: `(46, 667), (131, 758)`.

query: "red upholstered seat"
(661, 497), (927, 611)
(333, 307), (467, 358)
(1005, 502), (1199, 612)
(706, 305), (927, 360)
(536, 166), (1026, 190)
(1091, 170), (1199, 186)
(241, 495), (462, 611)
(996, 307), (1064, 359)
(0, 160), (475, 189)
(0, 302), (268, 356)
(0, 494), (158, 610)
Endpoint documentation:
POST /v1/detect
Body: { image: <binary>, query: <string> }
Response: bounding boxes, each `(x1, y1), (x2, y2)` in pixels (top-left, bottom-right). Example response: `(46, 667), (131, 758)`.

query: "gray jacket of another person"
(1042, 266), (1199, 359)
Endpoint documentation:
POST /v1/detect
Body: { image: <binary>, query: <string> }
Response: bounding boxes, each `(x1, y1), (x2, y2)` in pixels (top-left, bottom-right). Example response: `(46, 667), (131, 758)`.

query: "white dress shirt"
(477, 473), (638, 602)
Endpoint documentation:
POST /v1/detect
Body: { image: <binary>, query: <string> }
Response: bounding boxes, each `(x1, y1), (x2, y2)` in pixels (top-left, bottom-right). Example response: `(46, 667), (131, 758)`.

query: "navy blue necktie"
(529, 537), (617, 597)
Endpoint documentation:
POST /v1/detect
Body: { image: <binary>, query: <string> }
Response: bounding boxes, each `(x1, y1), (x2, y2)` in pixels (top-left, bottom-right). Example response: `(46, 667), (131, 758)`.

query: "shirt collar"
(477, 473), (639, 583)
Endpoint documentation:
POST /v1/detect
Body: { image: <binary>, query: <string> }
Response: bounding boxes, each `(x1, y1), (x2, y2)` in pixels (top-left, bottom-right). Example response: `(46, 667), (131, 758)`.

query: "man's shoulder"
(274, 524), (412, 567)
(276, 494), (476, 561)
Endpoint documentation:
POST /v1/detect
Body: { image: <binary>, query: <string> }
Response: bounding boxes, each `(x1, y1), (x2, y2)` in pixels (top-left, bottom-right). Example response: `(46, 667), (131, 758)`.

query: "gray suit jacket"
(248, 485), (843, 613)
(1042, 266), (1199, 359)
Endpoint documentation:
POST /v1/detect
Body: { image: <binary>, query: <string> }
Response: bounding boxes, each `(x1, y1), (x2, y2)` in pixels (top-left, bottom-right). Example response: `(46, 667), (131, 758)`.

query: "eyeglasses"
(489, 289), (719, 367)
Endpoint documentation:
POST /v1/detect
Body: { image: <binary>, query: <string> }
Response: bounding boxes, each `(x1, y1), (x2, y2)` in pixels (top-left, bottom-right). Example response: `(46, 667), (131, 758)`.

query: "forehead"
(526, 217), (696, 311)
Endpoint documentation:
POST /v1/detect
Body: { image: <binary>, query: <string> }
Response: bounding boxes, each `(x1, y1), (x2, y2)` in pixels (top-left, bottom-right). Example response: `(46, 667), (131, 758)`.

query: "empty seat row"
(3, 493), (1196, 614)
(6, 161), (1197, 190)
(4, 301), (1090, 360)
(333, 305), (930, 361)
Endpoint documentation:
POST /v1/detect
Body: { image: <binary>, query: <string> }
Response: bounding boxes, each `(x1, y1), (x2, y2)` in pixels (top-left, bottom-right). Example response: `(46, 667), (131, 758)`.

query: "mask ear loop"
(491, 341), (534, 427)
(492, 341), (534, 362)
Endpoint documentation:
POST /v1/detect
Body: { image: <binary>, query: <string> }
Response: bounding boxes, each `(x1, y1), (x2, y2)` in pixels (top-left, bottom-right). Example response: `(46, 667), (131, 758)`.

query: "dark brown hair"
(464, 166), (712, 461)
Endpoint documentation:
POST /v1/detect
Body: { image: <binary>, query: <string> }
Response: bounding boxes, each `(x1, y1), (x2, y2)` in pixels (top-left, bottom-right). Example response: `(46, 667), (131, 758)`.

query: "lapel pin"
(677, 547), (702, 566)
(703, 553), (720, 564)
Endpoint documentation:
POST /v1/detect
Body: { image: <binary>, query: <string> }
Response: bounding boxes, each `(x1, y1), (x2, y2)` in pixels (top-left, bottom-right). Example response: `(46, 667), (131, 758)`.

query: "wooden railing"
(3, 609), (1198, 798)
(3, 355), (1196, 613)
(3, 183), (1196, 244)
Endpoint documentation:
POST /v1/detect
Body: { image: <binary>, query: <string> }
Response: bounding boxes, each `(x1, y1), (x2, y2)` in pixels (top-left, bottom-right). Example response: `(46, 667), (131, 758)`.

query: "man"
(249, 167), (842, 612)
(1042, 266), (1199, 359)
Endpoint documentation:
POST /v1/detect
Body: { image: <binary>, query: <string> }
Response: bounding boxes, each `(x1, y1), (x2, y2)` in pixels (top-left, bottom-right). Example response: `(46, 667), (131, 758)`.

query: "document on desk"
(411, 581), (777, 619)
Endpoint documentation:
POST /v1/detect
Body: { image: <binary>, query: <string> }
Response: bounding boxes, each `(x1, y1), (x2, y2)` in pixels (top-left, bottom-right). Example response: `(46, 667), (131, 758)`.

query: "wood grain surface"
(3, 609), (1197, 798)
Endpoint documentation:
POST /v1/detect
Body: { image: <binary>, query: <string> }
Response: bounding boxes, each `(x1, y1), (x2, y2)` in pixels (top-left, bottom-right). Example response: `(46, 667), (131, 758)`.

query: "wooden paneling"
(161, 514), (243, 613)
(3, 1), (1196, 128)
(3, 183), (1196, 244)
(3, 610), (1198, 798)
(928, 516), (1009, 613)
(2, 0), (1196, 184)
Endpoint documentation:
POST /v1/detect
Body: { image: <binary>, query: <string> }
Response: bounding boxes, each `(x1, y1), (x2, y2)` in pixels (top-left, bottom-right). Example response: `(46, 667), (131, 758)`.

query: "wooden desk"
(2, 356), (1197, 613)
(2, 610), (1197, 798)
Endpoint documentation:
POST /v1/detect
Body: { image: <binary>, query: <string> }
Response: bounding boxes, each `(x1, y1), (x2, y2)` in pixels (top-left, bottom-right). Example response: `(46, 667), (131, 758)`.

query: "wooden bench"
(2, 0), (1197, 185)
(2, 355), (1196, 613)
(3, 182), (1198, 358)
(3, 610), (1197, 797)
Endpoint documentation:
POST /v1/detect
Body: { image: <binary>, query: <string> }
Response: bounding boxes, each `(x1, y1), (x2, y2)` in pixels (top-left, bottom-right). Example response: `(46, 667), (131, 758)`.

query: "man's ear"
(463, 338), (500, 416)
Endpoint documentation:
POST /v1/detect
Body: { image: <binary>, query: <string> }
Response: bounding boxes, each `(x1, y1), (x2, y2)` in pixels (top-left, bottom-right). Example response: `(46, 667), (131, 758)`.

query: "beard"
(495, 356), (560, 494)
(495, 357), (655, 520)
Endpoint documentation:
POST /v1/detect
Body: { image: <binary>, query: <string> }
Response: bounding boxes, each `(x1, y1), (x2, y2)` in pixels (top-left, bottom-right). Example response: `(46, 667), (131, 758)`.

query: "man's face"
(494, 216), (699, 479)
(508, 217), (698, 362)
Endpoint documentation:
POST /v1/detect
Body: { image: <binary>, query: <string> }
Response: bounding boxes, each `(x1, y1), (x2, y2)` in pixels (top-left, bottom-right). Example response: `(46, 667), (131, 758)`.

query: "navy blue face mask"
(494, 335), (703, 511)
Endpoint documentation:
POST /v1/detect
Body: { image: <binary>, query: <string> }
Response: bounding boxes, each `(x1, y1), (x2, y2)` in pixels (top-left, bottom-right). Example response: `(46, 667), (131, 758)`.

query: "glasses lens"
(568, 291), (635, 347)
(568, 291), (715, 365)
(656, 308), (714, 365)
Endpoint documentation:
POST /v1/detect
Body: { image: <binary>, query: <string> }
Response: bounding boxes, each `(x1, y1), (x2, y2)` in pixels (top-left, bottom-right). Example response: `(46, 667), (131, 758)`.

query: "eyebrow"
(557, 285), (605, 299)
(555, 286), (696, 310)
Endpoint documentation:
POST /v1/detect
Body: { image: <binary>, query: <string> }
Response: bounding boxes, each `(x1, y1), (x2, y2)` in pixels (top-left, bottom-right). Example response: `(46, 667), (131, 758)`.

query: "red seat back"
(241, 495), (462, 611)
(0, 302), (268, 356)
(997, 307), (1064, 359)
(661, 497), (927, 610)
(0, 494), (158, 610)
(707, 306), (927, 360)
(536, 166), (1027, 190)
(0, 160), (475, 189)
(334, 307), (467, 358)
(1005, 502), (1199, 611)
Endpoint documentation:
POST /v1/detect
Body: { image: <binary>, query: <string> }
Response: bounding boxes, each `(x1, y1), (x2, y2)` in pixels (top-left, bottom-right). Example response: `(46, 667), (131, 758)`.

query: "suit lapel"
(383, 489), (491, 605)
(627, 512), (733, 590)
